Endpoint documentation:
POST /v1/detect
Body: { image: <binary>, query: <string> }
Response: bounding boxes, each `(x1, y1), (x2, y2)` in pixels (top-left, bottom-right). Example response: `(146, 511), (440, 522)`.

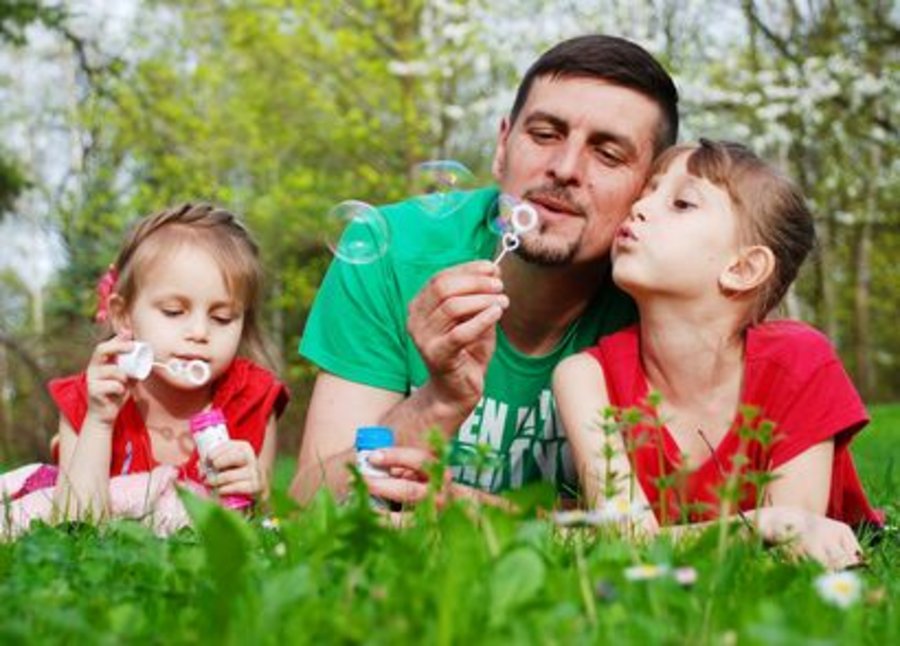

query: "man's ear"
(719, 245), (775, 295)
(491, 116), (511, 181)
(108, 295), (132, 337)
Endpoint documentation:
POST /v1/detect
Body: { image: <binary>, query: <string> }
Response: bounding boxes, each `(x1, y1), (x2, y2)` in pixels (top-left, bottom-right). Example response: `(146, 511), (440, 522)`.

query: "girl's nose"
(185, 313), (210, 341)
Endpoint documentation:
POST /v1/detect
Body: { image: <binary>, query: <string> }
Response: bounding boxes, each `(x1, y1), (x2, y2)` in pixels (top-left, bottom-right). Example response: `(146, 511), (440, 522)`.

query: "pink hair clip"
(94, 264), (119, 323)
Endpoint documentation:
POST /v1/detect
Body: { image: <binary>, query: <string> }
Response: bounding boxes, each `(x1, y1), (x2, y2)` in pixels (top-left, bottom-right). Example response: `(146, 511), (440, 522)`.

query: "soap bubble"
(323, 200), (391, 264)
(411, 160), (476, 218)
(489, 193), (539, 236)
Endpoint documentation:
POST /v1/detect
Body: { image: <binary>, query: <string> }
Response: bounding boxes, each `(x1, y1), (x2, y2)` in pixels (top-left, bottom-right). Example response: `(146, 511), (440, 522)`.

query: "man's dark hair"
(509, 35), (679, 153)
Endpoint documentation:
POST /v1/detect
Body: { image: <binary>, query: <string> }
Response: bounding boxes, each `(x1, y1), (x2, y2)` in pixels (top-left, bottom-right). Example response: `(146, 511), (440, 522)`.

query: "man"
(292, 34), (679, 503)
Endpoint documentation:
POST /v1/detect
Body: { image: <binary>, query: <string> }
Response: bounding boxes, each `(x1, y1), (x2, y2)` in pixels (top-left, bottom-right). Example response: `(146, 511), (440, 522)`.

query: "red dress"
(47, 357), (289, 485)
(585, 321), (882, 526)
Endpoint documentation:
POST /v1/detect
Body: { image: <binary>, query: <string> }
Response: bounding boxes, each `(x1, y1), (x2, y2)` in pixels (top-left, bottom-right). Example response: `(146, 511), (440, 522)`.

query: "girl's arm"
(53, 337), (133, 520)
(552, 353), (657, 531)
(53, 417), (115, 520)
(554, 354), (861, 569)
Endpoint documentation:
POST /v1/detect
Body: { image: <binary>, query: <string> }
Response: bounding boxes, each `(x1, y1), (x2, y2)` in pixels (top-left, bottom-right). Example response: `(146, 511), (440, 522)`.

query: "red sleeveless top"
(585, 322), (882, 526)
(48, 358), (289, 485)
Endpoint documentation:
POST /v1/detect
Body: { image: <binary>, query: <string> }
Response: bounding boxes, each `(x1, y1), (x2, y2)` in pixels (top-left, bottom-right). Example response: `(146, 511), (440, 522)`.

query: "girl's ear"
(108, 294), (132, 337)
(719, 245), (775, 295)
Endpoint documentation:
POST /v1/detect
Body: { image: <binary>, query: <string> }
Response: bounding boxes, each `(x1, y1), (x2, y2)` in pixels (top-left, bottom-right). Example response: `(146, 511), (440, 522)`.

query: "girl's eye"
(212, 316), (234, 325)
(161, 309), (183, 317)
(673, 198), (695, 210)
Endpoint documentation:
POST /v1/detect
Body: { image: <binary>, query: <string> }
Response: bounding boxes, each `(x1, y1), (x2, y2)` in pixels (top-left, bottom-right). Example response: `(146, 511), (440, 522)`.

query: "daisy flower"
(624, 563), (670, 581)
(815, 571), (862, 609)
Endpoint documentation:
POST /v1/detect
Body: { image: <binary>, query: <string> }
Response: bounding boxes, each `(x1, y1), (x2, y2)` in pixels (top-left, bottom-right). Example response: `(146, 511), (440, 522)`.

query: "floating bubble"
(324, 200), (391, 264)
(411, 160), (476, 218)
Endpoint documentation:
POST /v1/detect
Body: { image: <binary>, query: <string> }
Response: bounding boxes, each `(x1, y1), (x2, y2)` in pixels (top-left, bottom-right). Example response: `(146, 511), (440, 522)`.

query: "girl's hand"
(760, 506), (864, 570)
(206, 440), (264, 497)
(85, 335), (135, 428)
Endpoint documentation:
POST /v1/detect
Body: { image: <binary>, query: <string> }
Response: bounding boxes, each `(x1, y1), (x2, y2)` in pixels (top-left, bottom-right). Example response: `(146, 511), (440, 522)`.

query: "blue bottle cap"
(355, 426), (395, 450)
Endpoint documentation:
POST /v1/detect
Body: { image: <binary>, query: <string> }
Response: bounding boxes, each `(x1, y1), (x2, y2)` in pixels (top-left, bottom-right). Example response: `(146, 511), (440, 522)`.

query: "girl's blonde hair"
(107, 203), (278, 371)
(651, 139), (815, 325)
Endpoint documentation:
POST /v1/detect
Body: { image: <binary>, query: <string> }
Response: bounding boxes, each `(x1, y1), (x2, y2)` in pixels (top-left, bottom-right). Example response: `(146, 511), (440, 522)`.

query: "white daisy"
(598, 496), (650, 523)
(815, 571), (862, 609)
(624, 563), (670, 581)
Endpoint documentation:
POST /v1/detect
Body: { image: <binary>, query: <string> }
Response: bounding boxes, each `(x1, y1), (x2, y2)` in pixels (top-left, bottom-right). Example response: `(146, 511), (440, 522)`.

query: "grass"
(0, 406), (897, 645)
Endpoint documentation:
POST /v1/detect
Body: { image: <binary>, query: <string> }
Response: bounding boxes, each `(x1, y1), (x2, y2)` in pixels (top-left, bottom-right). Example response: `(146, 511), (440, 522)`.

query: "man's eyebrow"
(523, 111), (568, 133)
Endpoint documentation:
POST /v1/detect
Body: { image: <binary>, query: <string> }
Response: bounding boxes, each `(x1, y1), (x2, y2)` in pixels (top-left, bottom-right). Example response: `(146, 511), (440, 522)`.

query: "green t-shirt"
(300, 187), (636, 496)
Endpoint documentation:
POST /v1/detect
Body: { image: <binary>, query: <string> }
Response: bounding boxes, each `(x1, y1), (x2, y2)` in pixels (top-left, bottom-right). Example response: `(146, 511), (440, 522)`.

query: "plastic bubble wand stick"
(117, 341), (212, 386)
(493, 201), (538, 265)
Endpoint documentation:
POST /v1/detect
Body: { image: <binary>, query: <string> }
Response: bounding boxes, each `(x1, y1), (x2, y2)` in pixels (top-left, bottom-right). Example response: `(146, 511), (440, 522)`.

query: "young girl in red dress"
(553, 139), (881, 570)
(2, 203), (288, 536)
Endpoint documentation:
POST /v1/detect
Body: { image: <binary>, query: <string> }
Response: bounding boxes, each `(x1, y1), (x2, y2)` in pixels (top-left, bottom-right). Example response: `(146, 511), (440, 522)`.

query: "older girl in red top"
(553, 140), (880, 570)
(45, 203), (288, 522)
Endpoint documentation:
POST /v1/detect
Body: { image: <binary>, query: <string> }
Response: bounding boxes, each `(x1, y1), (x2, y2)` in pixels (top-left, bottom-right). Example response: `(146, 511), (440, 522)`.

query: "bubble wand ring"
(493, 202), (538, 265)
(117, 341), (212, 386)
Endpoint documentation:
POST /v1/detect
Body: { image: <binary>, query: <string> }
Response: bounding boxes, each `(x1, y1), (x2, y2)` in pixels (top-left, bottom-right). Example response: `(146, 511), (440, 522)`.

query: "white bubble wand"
(117, 341), (212, 386)
(493, 201), (538, 265)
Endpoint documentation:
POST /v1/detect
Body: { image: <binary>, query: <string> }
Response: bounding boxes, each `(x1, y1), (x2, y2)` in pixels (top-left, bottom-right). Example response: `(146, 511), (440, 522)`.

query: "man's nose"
(546, 141), (583, 186)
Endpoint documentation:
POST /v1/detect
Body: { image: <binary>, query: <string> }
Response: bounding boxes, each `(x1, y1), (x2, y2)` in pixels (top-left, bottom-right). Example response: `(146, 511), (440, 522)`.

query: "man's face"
(492, 76), (662, 266)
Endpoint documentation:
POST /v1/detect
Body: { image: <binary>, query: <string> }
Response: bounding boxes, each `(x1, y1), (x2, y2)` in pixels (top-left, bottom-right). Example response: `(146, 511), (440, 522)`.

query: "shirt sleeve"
(299, 244), (411, 393)
(47, 374), (88, 433)
(769, 358), (868, 468)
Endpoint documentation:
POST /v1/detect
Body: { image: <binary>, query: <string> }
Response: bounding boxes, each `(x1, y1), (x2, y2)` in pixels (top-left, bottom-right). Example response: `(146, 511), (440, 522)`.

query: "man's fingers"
(365, 476), (430, 504)
(412, 261), (502, 315)
(368, 447), (436, 472)
(421, 304), (502, 362)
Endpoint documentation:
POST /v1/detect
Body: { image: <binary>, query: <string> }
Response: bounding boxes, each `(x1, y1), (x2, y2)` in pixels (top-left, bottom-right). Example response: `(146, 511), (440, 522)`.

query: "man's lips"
(526, 193), (582, 217)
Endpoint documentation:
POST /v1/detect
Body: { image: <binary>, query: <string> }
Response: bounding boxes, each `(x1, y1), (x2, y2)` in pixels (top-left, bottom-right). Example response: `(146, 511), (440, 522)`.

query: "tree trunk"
(851, 146), (879, 399)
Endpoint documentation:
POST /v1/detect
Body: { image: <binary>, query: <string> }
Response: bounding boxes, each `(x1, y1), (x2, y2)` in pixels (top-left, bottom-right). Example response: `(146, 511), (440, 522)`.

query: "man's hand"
(407, 260), (508, 416)
(364, 446), (511, 510)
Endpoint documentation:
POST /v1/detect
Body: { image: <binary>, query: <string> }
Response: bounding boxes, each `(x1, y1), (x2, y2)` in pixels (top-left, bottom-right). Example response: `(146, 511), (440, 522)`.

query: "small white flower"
(673, 566), (698, 586)
(624, 563), (670, 581)
(598, 497), (649, 524)
(815, 571), (862, 609)
(551, 510), (586, 527)
(273, 542), (287, 558)
(261, 516), (281, 531)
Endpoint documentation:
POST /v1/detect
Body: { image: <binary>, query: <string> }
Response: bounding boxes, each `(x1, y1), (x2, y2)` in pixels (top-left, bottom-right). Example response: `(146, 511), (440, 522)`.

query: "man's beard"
(515, 223), (582, 266)
(513, 184), (586, 265)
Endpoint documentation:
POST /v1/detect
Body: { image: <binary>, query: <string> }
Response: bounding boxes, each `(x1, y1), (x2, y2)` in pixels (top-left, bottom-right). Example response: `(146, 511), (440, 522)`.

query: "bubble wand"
(493, 200), (538, 265)
(117, 341), (212, 386)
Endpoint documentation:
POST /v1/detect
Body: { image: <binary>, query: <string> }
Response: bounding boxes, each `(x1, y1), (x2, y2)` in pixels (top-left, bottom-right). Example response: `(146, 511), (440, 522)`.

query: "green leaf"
(489, 547), (546, 625)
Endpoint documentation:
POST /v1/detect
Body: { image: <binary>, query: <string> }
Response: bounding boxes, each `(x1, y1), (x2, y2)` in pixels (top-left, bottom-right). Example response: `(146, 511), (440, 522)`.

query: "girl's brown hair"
(651, 139), (815, 324)
(108, 203), (278, 371)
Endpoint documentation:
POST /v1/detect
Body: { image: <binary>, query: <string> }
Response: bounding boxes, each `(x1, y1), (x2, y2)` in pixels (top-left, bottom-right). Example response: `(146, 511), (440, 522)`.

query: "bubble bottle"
(189, 409), (253, 511)
(355, 426), (395, 509)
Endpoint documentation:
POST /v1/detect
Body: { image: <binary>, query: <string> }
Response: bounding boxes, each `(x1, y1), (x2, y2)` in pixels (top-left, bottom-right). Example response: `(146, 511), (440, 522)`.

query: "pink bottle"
(189, 409), (253, 511)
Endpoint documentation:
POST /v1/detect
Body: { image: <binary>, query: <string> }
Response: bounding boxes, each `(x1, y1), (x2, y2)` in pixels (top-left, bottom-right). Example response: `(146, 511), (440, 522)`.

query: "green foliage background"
(0, 1), (897, 465)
